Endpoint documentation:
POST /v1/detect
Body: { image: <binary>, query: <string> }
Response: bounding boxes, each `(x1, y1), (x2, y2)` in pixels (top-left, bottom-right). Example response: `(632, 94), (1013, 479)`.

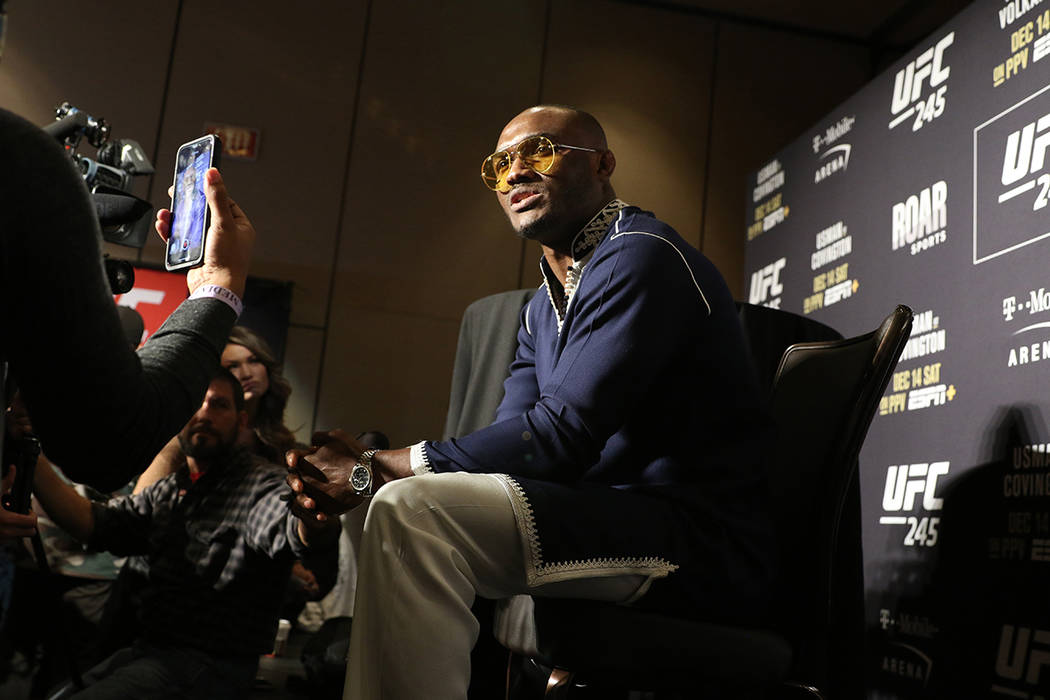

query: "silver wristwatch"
(349, 449), (379, 498)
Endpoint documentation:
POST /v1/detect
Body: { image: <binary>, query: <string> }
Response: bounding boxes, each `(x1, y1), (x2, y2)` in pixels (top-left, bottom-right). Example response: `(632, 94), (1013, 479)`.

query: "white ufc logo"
(748, 258), (785, 305)
(997, 625), (1050, 687)
(890, 32), (954, 116)
(1002, 114), (1050, 187)
(882, 462), (949, 512)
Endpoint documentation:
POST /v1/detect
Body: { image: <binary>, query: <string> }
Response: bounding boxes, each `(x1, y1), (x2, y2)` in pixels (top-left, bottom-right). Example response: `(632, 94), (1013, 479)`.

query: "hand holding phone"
(165, 134), (221, 271)
(155, 143), (256, 298)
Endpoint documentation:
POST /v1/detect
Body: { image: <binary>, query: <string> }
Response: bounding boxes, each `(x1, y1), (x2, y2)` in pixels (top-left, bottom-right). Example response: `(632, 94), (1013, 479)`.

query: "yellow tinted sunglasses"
(481, 135), (601, 193)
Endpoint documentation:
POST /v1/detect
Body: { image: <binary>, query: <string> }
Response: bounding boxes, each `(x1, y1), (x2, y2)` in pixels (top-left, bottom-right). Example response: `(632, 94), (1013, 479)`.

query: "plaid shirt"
(89, 449), (327, 656)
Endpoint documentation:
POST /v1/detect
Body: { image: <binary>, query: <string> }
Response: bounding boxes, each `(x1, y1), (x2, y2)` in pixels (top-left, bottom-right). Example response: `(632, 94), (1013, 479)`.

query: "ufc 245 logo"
(889, 32), (954, 131)
(883, 462), (948, 511)
(1001, 113), (1050, 210)
(880, 462), (949, 547)
(996, 625), (1050, 692)
(748, 258), (785, 309)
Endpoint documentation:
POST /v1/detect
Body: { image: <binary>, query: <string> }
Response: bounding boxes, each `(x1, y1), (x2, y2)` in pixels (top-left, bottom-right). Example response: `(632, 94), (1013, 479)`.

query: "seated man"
(288, 105), (775, 700)
(33, 370), (338, 699)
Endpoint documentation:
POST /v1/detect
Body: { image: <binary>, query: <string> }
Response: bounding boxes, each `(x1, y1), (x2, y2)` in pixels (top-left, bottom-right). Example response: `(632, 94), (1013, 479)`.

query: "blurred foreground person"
(0, 106), (256, 492)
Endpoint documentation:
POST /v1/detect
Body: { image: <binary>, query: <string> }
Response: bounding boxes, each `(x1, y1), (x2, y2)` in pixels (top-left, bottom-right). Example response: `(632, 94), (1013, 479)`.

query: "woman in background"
(219, 325), (297, 463)
(134, 325), (297, 491)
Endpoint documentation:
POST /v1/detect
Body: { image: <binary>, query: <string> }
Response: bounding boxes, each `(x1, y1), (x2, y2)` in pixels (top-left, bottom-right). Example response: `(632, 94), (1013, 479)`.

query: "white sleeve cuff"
(409, 442), (433, 475)
(189, 284), (243, 317)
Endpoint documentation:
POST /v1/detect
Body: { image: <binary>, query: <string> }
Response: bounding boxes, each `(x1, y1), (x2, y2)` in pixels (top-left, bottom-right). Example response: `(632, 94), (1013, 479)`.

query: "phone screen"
(165, 135), (215, 270)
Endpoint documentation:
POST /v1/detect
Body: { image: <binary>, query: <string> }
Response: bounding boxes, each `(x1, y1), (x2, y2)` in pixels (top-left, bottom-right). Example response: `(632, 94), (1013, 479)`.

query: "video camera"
(44, 102), (156, 294)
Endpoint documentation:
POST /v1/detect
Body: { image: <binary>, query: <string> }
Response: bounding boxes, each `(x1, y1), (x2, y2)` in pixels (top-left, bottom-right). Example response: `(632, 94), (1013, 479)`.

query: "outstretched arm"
(133, 437), (184, 495)
(32, 457), (94, 542)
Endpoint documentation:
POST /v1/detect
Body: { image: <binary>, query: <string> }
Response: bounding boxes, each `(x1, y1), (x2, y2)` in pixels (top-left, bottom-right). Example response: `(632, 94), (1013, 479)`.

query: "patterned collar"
(539, 199), (630, 330)
(570, 198), (630, 259)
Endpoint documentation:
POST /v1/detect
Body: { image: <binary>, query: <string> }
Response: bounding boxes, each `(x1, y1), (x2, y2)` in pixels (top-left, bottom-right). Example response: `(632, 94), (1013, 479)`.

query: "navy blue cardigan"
(424, 204), (774, 621)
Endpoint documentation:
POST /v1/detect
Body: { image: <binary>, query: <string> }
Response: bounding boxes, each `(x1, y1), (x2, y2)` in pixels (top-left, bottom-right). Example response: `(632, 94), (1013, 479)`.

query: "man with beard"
(287, 105), (774, 699)
(32, 370), (338, 699)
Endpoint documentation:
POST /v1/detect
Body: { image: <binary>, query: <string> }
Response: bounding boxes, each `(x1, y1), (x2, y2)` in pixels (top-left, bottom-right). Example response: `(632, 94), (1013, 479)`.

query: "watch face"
(350, 464), (371, 492)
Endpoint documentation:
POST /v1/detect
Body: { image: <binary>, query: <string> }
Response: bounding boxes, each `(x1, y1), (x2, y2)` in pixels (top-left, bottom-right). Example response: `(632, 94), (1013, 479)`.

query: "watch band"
(350, 449), (380, 497)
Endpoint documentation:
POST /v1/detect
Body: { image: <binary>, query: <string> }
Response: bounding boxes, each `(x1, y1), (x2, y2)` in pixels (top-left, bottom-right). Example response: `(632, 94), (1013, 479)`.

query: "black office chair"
(734, 302), (843, 392)
(496, 304), (914, 699)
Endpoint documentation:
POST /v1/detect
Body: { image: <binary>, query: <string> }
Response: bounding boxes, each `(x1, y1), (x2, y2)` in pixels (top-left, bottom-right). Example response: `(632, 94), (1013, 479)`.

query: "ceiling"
(624, 0), (977, 69)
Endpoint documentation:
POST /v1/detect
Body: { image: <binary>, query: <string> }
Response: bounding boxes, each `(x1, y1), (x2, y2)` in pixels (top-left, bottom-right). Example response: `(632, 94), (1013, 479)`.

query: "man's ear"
(237, 410), (249, 429)
(597, 149), (616, 179)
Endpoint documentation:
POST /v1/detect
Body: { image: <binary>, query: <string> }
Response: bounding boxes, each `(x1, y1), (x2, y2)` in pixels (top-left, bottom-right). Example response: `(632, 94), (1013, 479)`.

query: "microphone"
(93, 190), (153, 249)
(93, 192), (152, 226)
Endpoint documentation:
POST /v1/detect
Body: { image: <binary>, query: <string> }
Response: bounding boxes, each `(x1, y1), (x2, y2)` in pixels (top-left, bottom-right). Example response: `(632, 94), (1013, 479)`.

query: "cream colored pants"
(343, 472), (648, 700)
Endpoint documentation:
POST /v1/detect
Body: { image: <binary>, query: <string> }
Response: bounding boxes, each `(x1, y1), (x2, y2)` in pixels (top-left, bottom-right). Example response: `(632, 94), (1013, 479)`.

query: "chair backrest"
(768, 305), (913, 697)
(735, 302), (842, 393)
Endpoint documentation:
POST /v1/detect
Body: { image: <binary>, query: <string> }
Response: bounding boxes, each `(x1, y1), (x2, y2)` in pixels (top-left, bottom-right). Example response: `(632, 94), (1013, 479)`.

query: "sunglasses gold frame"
(480, 135), (601, 193)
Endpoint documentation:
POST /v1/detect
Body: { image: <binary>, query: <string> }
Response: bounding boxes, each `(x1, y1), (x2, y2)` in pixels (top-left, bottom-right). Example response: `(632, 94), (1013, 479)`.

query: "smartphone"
(164, 134), (221, 271)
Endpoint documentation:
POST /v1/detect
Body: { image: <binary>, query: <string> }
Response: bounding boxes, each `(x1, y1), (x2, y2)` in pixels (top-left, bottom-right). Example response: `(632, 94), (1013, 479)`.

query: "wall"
(0, 0), (871, 445)
(743, 1), (1050, 694)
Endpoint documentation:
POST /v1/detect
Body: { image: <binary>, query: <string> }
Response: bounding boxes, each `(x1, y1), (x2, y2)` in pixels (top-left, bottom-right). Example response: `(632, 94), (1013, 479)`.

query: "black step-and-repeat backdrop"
(745, 1), (1050, 697)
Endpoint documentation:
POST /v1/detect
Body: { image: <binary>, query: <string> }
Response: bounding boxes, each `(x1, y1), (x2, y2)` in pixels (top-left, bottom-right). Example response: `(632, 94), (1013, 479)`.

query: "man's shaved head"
(494, 105), (616, 249)
(498, 105), (608, 151)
